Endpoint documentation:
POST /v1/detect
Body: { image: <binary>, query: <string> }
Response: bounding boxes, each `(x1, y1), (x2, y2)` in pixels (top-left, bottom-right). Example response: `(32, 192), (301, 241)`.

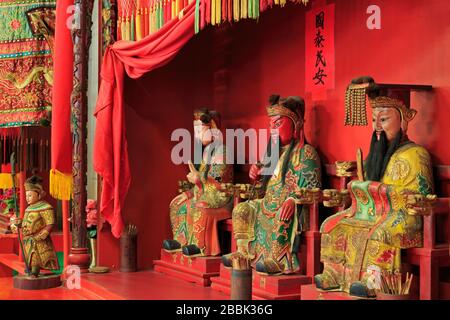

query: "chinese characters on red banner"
(305, 4), (335, 99)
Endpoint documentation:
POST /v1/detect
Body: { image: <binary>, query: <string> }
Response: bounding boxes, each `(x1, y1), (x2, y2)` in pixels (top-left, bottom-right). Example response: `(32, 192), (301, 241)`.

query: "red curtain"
(50, 0), (74, 200)
(94, 2), (195, 238)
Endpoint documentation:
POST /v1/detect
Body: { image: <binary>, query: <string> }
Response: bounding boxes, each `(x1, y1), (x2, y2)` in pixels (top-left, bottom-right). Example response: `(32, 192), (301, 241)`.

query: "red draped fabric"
(94, 2), (196, 238)
(50, 0), (74, 200)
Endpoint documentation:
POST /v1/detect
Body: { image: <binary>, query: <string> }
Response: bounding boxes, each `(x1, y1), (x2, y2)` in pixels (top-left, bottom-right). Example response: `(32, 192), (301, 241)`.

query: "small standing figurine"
(10, 175), (59, 277)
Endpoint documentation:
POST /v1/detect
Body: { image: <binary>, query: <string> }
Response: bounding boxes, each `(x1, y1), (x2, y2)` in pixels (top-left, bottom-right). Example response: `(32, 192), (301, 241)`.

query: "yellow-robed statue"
(11, 175), (59, 277)
(315, 77), (435, 297)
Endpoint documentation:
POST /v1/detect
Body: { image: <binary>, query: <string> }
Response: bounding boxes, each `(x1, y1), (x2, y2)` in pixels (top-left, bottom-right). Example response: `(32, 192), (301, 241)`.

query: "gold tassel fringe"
(0, 173), (14, 189)
(49, 169), (72, 200)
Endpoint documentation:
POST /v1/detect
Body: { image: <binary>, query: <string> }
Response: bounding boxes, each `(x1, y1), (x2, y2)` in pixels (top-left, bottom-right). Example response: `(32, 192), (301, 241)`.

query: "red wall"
(98, 0), (450, 270)
(98, 30), (216, 269)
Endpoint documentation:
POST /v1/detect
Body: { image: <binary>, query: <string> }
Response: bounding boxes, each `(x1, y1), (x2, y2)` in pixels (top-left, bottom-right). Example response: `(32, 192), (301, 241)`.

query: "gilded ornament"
(387, 158), (410, 181)
(353, 187), (369, 205)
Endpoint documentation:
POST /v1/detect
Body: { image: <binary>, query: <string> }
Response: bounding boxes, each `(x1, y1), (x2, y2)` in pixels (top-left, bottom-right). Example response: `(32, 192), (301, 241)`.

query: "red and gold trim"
(345, 82), (417, 127)
(266, 104), (300, 125)
(266, 103), (303, 137)
(368, 96), (417, 124)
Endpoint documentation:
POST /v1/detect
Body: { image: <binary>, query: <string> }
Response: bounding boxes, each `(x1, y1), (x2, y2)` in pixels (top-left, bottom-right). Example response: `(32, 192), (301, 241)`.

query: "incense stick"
(380, 271), (412, 295)
(231, 254), (250, 271)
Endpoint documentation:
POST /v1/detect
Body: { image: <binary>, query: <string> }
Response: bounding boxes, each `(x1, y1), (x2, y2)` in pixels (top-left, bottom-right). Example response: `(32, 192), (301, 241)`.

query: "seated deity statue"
(315, 77), (435, 298)
(10, 175), (59, 277)
(222, 94), (322, 275)
(163, 108), (233, 257)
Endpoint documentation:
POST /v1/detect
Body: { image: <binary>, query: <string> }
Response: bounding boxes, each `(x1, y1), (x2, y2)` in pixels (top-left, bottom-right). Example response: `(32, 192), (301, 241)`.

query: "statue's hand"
(186, 171), (200, 184)
(9, 223), (18, 234)
(10, 217), (22, 227)
(279, 198), (295, 221)
(186, 161), (201, 185)
(404, 193), (437, 216)
(9, 217), (21, 234)
(249, 164), (262, 181)
(170, 193), (188, 207)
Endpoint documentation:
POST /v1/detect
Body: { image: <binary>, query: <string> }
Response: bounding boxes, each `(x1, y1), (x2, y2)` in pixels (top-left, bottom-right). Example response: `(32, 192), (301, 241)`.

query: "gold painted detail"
(259, 277), (266, 289)
(387, 158), (410, 181)
(353, 187), (369, 205)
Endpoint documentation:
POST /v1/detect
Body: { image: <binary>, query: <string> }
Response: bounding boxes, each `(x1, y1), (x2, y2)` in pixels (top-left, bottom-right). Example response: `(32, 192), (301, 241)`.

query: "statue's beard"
(365, 130), (403, 181)
(260, 135), (298, 190)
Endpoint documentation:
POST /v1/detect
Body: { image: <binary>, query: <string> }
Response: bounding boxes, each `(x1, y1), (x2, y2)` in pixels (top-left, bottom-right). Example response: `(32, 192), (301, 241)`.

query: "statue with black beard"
(222, 95), (322, 275)
(314, 77), (434, 298)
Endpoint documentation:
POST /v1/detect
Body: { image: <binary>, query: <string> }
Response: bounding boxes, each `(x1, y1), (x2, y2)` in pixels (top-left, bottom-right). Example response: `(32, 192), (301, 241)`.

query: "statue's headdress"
(262, 95), (306, 189)
(193, 108), (221, 129)
(266, 94), (305, 138)
(344, 76), (419, 131)
(24, 175), (45, 196)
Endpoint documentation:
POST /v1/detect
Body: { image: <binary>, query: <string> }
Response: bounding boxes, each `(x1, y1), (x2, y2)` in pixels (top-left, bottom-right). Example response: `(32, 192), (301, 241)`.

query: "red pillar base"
(211, 264), (312, 300)
(68, 247), (91, 273)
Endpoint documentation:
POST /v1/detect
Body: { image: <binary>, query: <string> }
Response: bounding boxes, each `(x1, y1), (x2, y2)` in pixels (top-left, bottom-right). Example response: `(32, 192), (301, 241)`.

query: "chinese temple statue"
(315, 77), (435, 297)
(163, 109), (233, 257)
(223, 94), (322, 275)
(10, 175), (59, 277)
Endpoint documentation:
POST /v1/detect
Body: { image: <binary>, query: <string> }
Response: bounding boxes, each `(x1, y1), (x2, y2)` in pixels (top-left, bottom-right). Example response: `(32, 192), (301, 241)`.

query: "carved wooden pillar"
(96, 0), (116, 267)
(100, 0), (117, 56)
(68, 0), (94, 273)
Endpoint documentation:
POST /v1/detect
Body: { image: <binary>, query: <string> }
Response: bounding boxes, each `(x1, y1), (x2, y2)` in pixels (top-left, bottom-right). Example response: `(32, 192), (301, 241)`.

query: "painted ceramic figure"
(10, 176), (59, 277)
(366, 265), (381, 294)
(163, 108), (233, 257)
(315, 77), (434, 297)
(223, 95), (322, 275)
